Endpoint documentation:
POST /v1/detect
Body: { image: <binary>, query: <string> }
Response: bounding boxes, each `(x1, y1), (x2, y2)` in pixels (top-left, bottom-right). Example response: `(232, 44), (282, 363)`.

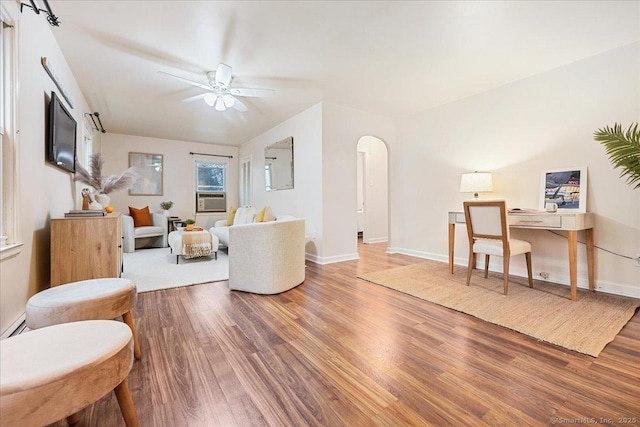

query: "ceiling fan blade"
(215, 63), (233, 87)
(231, 96), (248, 112)
(159, 71), (211, 90)
(229, 87), (274, 98)
(182, 93), (207, 103)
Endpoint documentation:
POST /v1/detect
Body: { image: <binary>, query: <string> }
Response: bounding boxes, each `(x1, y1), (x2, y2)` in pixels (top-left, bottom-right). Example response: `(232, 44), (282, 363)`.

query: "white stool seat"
(26, 278), (141, 360)
(0, 320), (139, 426)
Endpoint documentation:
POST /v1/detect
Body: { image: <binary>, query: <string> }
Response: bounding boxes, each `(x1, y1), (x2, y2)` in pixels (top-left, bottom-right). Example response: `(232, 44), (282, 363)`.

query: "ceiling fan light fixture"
(161, 63), (274, 113)
(214, 96), (226, 111)
(203, 93), (216, 106)
(222, 94), (235, 108)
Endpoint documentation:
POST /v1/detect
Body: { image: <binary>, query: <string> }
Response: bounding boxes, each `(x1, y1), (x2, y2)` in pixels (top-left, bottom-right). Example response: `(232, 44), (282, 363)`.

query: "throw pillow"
(233, 207), (256, 225)
(226, 207), (237, 226)
(263, 206), (276, 222)
(254, 206), (267, 222)
(129, 206), (152, 227)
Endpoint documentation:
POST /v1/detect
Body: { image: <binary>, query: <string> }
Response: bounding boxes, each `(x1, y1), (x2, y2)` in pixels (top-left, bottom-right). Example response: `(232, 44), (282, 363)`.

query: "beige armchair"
(122, 213), (168, 253)
(228, 218), (305, 294)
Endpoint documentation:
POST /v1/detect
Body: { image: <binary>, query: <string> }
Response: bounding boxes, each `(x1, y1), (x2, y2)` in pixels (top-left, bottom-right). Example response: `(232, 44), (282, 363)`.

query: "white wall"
(395, 42), (640, 297)
(239, 103), (396, 264)
(357, 136), (388, 244)
(238, 104), (324, 258)
(321, 103), (396, 263)
(100, 133), (238, 230)
(0, 7), (97, 335)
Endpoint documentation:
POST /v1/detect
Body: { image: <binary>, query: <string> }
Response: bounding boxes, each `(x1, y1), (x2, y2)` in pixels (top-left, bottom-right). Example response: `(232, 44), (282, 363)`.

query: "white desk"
(448, 211), (595, 301)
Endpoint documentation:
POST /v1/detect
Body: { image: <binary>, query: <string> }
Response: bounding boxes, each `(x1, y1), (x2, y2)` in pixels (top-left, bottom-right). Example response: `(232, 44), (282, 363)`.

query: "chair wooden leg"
(114, 379), (139, 427)
(484, 255), (490, 278)
(466, 251), (475, 286)
(122, 311), (141, 360)
(503, 256), (510, 295)
(525, 252), (533, 288)
(66, 413), (80, 425)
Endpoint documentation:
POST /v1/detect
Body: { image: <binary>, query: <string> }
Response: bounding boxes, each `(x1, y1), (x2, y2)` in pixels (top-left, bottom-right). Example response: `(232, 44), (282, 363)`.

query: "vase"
(94, 193), (111, 210)
(163, 210), (170, 216)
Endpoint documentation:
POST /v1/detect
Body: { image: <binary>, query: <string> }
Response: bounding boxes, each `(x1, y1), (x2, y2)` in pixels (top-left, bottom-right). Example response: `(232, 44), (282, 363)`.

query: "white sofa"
(122, 213), (168, 253)
(211, 214), (305, 294)
(210, 207), (258, 247)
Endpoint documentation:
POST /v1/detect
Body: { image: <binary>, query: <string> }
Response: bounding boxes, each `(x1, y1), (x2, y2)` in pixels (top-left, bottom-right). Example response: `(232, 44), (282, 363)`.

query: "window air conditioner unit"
(196, 192), (226, 212)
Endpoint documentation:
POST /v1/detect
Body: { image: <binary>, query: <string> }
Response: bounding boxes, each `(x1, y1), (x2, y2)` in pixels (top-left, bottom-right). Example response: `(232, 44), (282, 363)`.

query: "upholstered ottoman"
(25, 278), (141, 359)
(168, 229), (219, 264)
(0, 320), (139, 426)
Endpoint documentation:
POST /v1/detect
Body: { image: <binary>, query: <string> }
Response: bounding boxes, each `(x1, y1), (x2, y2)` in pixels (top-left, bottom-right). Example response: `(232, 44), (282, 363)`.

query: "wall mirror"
(129, 152), (163, 196)
(265, 136), (294, 191)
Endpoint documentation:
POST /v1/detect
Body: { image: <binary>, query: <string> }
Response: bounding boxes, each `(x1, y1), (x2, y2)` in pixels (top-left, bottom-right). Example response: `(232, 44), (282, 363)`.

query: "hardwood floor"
(53, 242), (639, 426)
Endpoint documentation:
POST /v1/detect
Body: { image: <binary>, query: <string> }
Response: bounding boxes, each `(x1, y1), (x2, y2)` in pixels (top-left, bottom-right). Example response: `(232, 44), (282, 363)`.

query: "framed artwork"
(129, 152), (163, 196)
(539, 167), (587, 212)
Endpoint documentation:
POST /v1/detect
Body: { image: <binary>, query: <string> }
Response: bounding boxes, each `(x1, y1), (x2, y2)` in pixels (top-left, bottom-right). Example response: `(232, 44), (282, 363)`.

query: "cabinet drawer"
(509, 214), (562, 228)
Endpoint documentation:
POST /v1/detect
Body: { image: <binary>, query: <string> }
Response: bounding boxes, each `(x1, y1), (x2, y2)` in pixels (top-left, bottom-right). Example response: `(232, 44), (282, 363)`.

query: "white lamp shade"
(460, 172), (493, 196)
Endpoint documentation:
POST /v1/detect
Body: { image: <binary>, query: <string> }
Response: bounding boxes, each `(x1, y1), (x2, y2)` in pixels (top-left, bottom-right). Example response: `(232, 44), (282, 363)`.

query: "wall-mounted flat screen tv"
(47, 91), (77, 173)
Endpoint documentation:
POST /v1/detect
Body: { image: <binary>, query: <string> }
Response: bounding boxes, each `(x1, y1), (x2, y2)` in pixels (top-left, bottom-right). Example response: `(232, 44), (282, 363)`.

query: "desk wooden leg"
(586, 228), (595, 291)
(448, 223), (455, 274)
(568, 230), (578, 301)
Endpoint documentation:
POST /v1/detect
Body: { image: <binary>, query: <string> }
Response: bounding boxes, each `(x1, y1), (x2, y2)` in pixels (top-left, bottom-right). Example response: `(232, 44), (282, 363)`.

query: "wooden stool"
(26, 278), (141, 359)
(0, 320), (139, 426)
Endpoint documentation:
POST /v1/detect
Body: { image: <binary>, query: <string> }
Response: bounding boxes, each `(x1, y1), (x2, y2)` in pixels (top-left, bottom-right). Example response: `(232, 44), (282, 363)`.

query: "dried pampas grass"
(74, 153), (138, 194)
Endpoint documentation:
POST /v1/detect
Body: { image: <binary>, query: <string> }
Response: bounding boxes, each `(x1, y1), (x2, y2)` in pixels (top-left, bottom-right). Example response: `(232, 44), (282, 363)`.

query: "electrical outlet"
(539, 272), (549, 280)
(635, 253), (640, 267)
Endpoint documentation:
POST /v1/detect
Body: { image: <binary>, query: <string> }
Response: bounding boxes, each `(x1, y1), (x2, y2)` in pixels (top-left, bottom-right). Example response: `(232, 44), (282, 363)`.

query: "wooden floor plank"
(49, 241), (640, 426)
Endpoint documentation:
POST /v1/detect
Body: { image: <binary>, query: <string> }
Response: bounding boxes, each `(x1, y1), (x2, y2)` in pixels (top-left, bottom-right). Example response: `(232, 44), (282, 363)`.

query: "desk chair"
(463, 200), (533, 295)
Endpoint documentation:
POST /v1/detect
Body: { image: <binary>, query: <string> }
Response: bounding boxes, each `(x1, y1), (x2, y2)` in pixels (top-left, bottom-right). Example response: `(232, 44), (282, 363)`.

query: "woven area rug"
(358, 261), (639, 357)
(122, 247), (228, 293)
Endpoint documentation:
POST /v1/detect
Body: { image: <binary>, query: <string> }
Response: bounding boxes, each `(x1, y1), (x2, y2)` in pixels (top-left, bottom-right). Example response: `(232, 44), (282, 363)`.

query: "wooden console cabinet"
(50, 212), (123, 287)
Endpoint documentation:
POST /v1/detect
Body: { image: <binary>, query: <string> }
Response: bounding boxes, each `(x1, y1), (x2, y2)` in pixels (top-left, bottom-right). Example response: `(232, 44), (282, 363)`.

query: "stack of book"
(64, 210), (106, 218)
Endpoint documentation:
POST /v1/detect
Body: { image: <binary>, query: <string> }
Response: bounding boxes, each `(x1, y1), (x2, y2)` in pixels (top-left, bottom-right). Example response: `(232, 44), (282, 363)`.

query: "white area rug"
(121, 248), (228, 293)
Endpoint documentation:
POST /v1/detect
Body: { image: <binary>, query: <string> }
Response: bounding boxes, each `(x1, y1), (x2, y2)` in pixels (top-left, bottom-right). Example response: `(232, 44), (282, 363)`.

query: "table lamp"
(460, 171), (493, 199)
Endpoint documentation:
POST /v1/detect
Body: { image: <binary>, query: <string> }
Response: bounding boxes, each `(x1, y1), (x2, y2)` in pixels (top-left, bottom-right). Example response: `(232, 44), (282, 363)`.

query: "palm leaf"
(593, 122), (640, 189)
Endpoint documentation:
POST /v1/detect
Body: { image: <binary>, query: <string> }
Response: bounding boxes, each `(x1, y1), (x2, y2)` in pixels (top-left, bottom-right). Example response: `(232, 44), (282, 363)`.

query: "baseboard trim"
(364, 237), (388, 244)
(1, 313), (26, 340)
(394, 248), (640, 300)
(395, 248), (448, 263)
(306, 252), (360, 265)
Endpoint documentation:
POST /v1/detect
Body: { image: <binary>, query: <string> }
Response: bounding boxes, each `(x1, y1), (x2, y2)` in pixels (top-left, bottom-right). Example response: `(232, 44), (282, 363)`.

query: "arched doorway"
(356, 136), (389, 248)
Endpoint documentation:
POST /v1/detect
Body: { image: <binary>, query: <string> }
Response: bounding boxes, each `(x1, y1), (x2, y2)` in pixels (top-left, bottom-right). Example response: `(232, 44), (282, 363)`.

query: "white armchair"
(228, 218), (305, 294)
(122, 213), (168, 253)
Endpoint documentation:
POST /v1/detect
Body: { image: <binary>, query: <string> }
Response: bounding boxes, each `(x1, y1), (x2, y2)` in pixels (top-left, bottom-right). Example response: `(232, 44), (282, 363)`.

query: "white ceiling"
(49, 1), (640, 146)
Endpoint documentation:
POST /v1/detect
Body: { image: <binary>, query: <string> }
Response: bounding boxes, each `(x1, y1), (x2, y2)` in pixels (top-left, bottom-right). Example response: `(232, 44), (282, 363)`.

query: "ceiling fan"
(159, 63), (273, 112)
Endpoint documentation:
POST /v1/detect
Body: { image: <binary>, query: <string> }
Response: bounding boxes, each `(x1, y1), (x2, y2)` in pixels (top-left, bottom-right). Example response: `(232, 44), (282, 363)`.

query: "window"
(239, 155), (252, 207)
(194, 159), (227, 193)
(0, 6), (20, 256)
(265, 164), (273, 191)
